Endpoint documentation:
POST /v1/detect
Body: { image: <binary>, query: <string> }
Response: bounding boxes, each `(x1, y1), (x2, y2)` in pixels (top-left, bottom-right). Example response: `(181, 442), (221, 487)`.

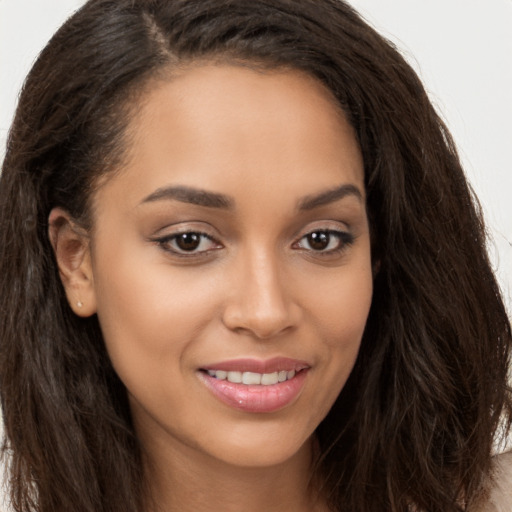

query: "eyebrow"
(140, 183), (363, 211)
(141, 185), (234, 209)
(297, 184), (363, 210)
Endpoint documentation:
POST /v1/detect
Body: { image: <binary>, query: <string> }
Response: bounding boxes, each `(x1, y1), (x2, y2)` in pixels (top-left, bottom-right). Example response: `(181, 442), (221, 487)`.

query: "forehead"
(94, 64), (364, 216)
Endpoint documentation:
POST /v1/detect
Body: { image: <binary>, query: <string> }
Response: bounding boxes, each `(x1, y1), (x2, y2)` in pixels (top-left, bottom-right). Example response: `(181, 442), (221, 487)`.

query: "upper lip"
(201, 357), (310, 374)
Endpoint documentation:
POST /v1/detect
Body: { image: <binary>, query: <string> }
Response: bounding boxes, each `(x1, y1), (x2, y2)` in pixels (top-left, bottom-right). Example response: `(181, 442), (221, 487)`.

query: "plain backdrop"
(1, 0), (511, 507)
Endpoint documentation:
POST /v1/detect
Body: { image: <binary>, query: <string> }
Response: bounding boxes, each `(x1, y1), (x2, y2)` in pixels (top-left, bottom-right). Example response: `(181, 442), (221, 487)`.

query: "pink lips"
(198, 357), (309, 413)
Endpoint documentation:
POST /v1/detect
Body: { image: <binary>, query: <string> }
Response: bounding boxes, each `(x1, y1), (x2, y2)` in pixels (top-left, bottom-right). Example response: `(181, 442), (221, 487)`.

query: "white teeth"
(227, 371), (242, 383)
(261, 372), (279, 385)
(206, 369), (298, 385)
(242, 372), (261, 385)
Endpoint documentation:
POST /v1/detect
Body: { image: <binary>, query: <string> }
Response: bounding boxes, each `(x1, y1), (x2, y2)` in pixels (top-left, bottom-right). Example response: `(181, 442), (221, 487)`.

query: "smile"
(206, 369), (296, 385)
(199, 358), (309, 413)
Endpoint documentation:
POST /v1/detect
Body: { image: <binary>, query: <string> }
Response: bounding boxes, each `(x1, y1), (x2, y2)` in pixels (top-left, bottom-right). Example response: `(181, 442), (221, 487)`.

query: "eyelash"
(293, 229), (355, 256)
(152, 228), (354, 258)
(153, 231), (221, 257)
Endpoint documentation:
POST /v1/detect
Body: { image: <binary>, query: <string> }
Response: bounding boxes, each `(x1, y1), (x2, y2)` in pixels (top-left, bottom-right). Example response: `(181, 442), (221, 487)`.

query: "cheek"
(313, 257), (373, 343)
(308, 258), (373, 397)
(90, 242), (221, 386)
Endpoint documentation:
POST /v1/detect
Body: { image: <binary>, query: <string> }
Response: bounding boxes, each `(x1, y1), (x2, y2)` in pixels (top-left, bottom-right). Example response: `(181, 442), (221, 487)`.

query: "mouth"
(203, 369), (299, 385)
(198, 358), (310, 413)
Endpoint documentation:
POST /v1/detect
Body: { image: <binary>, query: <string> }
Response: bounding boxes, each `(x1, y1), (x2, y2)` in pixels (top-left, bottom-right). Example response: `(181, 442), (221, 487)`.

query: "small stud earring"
(77, 301), (83, 308)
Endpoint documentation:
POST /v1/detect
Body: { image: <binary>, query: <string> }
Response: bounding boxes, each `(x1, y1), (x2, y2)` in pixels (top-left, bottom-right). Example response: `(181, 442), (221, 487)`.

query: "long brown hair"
(1, 1), (511, 511)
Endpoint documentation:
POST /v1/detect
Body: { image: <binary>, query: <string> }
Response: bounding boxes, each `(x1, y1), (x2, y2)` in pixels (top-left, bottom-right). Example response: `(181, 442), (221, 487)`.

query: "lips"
(198, 357), (310, 413)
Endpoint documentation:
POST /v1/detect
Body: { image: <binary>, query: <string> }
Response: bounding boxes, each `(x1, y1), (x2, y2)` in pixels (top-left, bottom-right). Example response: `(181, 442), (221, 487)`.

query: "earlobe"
(48, 207), (97, 317)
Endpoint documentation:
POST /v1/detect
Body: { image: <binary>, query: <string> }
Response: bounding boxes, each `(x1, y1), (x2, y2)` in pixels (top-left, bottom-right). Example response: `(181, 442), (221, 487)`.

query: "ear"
(48, 207), (97, 317)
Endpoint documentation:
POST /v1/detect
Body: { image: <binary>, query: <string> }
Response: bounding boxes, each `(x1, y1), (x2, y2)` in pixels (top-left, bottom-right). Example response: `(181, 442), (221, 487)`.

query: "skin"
(50, 64), (373, 511)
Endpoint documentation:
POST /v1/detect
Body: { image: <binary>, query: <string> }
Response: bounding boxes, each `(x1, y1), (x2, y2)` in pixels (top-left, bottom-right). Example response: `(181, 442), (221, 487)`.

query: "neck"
(142, 436), (327, 512)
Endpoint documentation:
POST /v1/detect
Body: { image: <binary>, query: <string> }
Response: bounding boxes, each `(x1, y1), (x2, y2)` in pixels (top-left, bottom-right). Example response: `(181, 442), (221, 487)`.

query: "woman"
(0, 1), (510, 511)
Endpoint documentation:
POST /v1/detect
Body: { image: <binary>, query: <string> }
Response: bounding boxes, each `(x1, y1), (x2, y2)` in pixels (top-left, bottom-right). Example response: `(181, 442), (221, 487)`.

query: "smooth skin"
(50, 64), (373, 512)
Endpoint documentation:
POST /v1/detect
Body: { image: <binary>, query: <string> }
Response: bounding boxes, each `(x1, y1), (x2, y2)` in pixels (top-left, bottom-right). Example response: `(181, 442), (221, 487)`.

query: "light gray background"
(1, 0), (511, 507)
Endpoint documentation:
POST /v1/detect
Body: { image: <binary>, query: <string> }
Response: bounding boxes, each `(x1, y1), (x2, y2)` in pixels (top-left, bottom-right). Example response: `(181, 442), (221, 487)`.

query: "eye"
(155, 231), (222, 256)
(294, 229), (353, 253)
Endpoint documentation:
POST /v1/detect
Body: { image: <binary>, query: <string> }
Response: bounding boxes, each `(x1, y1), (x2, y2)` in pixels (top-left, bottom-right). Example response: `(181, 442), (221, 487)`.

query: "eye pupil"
(307, 231), (330, 250)
(176, 233), (201, 251)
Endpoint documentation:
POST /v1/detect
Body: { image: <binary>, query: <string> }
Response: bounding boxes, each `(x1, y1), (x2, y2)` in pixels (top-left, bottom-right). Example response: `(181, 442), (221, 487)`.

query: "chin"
(198, 421), (314, 469)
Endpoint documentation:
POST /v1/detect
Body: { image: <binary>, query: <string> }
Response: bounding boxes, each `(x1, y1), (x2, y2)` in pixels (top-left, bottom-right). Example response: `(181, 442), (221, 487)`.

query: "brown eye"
(175, 233), (202, 251)
(155, 231), (222, 256)
(306, 231), (330, 251)
(294, 229), (354, 254)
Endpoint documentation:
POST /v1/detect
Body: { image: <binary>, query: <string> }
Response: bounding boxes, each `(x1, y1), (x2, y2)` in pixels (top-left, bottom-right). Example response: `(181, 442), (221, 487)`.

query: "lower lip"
(198, 370), (308, 413)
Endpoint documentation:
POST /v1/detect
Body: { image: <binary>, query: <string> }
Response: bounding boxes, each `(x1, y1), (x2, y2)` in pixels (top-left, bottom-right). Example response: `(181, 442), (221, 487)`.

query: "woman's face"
(87, 64), (373, 469)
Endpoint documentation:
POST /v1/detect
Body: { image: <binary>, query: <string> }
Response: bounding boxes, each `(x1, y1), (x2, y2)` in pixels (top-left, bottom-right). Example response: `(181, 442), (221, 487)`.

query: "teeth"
(206, 369), (298, 385)
(261, 372), (279, 385)
(216, 370), (227, 380)
(227, 371), (242, 383)
(242, 371), (261, 385)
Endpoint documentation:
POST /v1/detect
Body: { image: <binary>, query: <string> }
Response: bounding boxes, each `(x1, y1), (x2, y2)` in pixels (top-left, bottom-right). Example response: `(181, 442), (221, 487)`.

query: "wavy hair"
(0, 1), (511, 511)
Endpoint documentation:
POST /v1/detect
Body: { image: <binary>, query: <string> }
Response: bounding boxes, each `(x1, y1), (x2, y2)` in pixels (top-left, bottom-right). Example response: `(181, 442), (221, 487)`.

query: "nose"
(222, 248), (300, 339)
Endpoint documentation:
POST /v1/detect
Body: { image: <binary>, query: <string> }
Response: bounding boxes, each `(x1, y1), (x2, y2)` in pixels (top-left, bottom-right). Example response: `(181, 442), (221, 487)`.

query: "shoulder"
(471, 451), (512, 512)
